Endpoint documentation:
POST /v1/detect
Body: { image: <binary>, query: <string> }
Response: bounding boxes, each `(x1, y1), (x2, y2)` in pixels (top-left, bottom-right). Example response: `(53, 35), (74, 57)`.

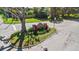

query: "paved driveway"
(23, 20), (79, 51)
(0, 18), (79, 51)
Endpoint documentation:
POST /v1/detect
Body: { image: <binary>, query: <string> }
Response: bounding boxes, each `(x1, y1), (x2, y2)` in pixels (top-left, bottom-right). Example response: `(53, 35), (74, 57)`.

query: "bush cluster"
(28, 23), (49, 35)
(64, 14), (79, 19)
(33, 23), (49, 31)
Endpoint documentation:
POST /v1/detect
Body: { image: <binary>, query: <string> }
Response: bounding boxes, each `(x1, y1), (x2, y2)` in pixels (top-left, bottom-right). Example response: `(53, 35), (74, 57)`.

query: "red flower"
(32, 25), (38, 31)
(44, 23), (48, 30)
(37, 23), (43, 30)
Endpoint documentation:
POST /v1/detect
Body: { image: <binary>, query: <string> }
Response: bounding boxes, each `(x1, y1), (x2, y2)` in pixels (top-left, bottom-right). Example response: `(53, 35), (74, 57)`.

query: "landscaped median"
(8, 23), (56, 48)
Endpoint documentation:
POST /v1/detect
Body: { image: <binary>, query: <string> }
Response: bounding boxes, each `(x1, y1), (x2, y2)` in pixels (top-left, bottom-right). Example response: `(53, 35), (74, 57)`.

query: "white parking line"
(12, 25), (17, 31)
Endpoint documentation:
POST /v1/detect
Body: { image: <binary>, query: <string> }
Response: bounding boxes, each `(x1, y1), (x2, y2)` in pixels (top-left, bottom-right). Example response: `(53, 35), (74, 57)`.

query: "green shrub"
(32, 23), (49, 35)
(64, 14), (79, 19)
(10, 31), (20, 39)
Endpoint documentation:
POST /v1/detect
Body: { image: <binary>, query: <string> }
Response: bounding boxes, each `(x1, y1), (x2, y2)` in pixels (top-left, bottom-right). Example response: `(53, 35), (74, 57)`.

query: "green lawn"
(3, 18), (20, 24)
(26, 18), (42, 23)
(26, 18), (48, 23)
(2, 17), (48, 24)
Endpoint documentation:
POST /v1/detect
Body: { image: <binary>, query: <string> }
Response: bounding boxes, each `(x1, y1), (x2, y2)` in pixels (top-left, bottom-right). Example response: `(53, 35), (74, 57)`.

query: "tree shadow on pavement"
(0, 44), (13, 51)
(0, 36), (5, 41)
(0, 31), (28, 51)
(0, 22), (3, 26)
(0, 38), (19, 51)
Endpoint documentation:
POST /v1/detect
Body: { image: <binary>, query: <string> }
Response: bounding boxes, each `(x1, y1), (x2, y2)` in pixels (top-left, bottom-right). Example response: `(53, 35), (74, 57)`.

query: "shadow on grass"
(7, 32), (26, 51)
(17, 32), (25, 51)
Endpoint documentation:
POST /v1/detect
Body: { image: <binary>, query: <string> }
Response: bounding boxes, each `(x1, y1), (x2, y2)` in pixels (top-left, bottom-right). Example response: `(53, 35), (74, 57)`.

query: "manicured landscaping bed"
(9, 23), (56, 48)
(9, 28), (56, 48)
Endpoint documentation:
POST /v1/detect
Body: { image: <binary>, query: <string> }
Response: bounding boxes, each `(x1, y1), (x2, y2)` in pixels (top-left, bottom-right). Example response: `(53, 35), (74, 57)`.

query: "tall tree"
(4, 7), (27, 33)
(2, 7), (27, 50)
(50, 7), (63, 21)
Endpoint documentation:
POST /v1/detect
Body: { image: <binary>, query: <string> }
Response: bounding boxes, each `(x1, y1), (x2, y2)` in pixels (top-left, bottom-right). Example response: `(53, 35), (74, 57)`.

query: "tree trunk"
(17, 18), (27, 51)
(50, 7), (54, 21)
(20, 18), (27, 33)
(50, 7), (56, 21)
